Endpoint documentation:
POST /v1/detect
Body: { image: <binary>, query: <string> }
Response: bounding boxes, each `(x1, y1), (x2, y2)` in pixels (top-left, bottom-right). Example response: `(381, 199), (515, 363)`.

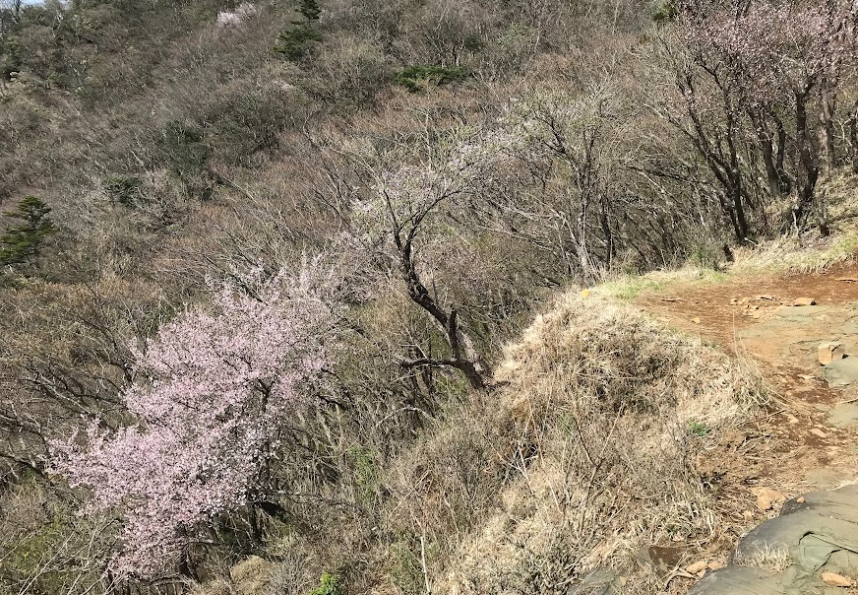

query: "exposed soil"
(637, 262), (858, 570)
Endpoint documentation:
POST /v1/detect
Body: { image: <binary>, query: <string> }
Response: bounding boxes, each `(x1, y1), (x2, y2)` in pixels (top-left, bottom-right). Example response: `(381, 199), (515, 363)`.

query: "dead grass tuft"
(382, 291), (763, 594)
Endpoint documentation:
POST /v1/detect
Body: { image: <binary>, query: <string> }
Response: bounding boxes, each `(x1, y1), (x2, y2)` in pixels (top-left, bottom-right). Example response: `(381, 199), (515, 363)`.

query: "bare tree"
(373, 162), (488, 389)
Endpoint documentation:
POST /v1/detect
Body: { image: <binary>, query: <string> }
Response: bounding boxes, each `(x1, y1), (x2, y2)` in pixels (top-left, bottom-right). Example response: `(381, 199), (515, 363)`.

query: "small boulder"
(821, 572), (854, 588)
(685, 560), (708, 574)
(794, 297), (817, 306)
(752, 487), (787, 511)
(819, 342), (846, 366)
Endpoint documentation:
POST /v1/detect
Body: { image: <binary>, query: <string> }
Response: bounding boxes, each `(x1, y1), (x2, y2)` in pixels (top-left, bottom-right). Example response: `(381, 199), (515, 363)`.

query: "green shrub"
(390, 538), (426, 595)
(347, 445), (378, 505)
(652, 0), (678, 23)
(203, 91), (286, 167)
(395, 64), (469, 92)
(299, 0), (321, 23)
(274, 26), (322, 61)
(157, 121), (210, 180)
(0, 196), (55, 270)
(0, 37), (23, 81)
(687, 420), (711, 437)
(103, 174), (143, 206)
(689, 240), (723, 271)
(309, 572), (342, 595)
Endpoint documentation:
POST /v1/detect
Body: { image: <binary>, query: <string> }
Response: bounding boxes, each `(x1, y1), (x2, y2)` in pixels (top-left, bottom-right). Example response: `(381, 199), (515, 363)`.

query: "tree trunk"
(397, 243), (486, 390)
(728, 174), (749, 241)
(751, 109), (790, 196)
(792, 89), (820, 231)
(848, 100), (858, 174)
(820, 89), (837, 173)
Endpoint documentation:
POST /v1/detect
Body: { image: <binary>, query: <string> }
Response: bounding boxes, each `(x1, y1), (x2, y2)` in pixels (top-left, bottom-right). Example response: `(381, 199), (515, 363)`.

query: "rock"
(708, 560), (727, 570)
(787, 415), (800, 424)
(686, 560), (708, 574)
(828, 403), (858, 429)
(803, 468), (843, 488)
(821, 572), (853, 587)
(693, 317), (701, 324)
(639, 545), (683, 575)
(758, 295), (776, 301)
(742, 510), (755, 520)
(810, 428), (827, 438)
(818, 342), (845, 366)
(796, 496), (806, 503)
(824, 358), (858, 387)
(693, 486), (858, 595)
(752, 487), (787, 511)
(793, 297), (817, 306)
(686, 566), (782, 595)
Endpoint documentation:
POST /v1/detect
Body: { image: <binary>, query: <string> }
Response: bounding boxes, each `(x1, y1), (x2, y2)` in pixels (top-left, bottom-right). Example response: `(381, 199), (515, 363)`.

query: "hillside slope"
(4, 1), (858, 594)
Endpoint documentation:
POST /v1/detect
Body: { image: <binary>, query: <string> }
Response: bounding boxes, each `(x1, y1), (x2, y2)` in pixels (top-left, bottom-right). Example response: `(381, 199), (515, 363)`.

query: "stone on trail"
(803, 468), (843, 489)
(686, 560), (708, 574)
(690, 486), (858, 595)
(752, 487), (787, 511)
(821, 573), (853, 587)
(793, 297), (818, 306)
(637, 545), (682, 576)
(687, 566), (783, 595)
(819, 342), (846, 366)
(823, 358), (858, 387)
(827, 403), (858, 429)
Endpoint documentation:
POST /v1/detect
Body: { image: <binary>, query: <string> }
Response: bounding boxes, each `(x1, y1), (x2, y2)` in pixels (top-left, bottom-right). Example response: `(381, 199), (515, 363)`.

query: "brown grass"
(376, 291), (763, 594)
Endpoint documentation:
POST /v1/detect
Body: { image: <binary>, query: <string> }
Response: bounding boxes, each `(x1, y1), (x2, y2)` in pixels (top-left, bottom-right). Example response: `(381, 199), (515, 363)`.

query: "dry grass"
(378, 291), (763, 594)
(730, 233), (858, 275)
(184, 280), (767, 595)
(734, 544), (792, 573)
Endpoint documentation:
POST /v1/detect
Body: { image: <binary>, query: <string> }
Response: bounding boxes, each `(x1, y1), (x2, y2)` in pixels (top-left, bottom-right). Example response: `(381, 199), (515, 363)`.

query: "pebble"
(822, 572), (853, 587)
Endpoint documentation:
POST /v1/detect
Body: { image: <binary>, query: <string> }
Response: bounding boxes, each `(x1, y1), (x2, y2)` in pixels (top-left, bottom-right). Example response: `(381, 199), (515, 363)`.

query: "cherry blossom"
(49, 263), (336, 577)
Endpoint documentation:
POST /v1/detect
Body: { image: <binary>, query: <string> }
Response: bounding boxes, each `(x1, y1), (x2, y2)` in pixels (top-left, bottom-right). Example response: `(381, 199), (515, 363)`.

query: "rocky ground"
(637, 263), (858, 594)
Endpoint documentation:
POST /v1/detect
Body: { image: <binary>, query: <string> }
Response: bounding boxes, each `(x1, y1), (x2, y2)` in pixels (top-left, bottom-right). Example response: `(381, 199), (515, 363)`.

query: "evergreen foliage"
(274, 26), (322, 61)
(299, 0), (321, 23)
(395, 65), (469, 92)
(0, 196), (55, 269)
(308, 573), (343, 595)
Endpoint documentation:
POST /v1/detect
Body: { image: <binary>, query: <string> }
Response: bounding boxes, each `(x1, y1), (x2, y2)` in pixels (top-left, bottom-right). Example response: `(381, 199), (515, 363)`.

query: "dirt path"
(636, 263), (858, 576)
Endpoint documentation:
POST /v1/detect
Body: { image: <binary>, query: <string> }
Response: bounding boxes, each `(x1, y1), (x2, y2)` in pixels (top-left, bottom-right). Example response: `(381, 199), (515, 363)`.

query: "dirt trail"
(637, 263), (858, 561)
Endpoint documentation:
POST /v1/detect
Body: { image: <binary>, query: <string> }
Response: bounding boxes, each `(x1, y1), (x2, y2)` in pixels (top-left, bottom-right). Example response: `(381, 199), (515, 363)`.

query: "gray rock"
(823, 358), (858, 386)
(690, 486), (858, 595)
(687, 566), (784, 595)
(827, 403), (858, 429)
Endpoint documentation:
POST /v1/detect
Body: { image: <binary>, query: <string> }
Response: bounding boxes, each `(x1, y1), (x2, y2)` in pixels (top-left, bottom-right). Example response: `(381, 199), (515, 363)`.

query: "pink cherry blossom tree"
(49, 262), (338, 579)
